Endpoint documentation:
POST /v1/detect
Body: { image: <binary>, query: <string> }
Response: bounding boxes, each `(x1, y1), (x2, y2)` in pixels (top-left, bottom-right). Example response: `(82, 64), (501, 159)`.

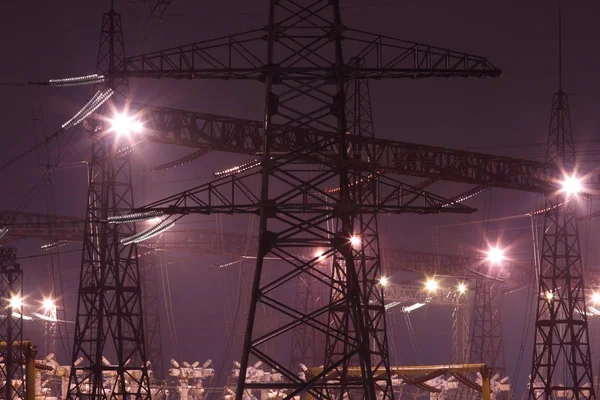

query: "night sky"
(2, 1), (600, 397)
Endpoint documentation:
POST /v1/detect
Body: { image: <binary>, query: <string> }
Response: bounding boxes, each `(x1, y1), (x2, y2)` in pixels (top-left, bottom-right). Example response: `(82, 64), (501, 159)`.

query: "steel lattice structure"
(68, 8), (150, 399)
(528, 12), (594, 399)
(106, 1), (502, 398)
(470, 277), (506, 378)
(0, 248), (23, 400)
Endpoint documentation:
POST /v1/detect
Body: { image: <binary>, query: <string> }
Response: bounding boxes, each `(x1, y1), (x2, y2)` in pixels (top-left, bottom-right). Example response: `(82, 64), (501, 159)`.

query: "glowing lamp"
(379, 276), (389, 287)
(350, 235), (361, 247)
(486, 246), (505, 265)
(425, 278), (438, 292)
(110, 113), (143, 136)
(561, 175), (582, 196)
(592, 292), (600, 304)
(9, 296), (22, 311)
(42, 298), (55, 312)
(457, 283), (467, 294)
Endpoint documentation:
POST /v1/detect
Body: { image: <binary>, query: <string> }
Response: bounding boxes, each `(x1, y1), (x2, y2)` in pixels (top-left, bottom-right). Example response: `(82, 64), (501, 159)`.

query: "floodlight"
(314, 249), (326, 263)
(592, 292), (600, 304)
(425, 278), (438, 292)
(379, 276), (389, 287)
(9, 296), (22, 310)
(42, 298), (55, 312)
(457, 283), (467, 294)
(486, 246), (505, 265)
(545, 291), (554, 301)
(350, 235), (361, 247)
(109, 113), (143, 136)
(561, 175), (583, 196)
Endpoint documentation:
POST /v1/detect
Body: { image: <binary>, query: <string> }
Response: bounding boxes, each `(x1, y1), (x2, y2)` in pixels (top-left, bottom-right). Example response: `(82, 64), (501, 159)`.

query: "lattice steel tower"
(528, 9), (595, 400)
(68, 6), (150, 399)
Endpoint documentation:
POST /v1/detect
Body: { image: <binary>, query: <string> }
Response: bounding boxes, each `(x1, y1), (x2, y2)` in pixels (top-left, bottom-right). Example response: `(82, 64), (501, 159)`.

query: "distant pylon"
(528, 8), (595, 400)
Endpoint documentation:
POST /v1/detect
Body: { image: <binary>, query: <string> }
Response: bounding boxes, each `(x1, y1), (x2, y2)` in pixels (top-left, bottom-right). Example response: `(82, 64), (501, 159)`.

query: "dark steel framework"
(470, 277), (506, 377)
(0, 248), (23, 400)
(528, 11), (595, 399)
(110, 1), (501, 398)
(68, 8), (150, 399)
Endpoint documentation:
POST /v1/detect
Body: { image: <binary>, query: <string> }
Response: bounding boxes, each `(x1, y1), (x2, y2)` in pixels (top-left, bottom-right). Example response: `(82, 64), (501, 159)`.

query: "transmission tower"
(470, 277), (506, 377)
(528, 9), (595, 400)
(0, 249), (23, 400)
(68, 7), (150, 399)
(99, 0), (500, 397)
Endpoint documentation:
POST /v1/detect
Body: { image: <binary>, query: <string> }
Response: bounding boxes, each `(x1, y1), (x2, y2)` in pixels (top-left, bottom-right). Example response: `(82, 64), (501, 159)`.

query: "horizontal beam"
(118, 28), (500, 80)
(138, 105), (557, 194)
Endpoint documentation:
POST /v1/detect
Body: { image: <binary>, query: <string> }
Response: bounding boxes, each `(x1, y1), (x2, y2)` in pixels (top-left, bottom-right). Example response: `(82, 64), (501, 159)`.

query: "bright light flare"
(457, 283), (467, 294)
(314, 249), (326, 263)
(42, 298), (55, 312)
(425, 278), (438, 292)
(350, 235), (361, 247)
(486, 246), (505, 265)
(561, 175), (583, 196)
(545, 291), (554, 302)
(379, 276), (389, 287)
(592, 292), (600, 304)
(9, 296), (22, 311)
(109, 113), (143, 136)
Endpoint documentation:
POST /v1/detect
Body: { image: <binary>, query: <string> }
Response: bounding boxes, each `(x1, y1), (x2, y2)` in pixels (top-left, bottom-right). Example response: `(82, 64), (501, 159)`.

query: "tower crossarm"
(117, 28), (500, 80)
(121, 164), (476, 218)
(139, 105), (557, 193)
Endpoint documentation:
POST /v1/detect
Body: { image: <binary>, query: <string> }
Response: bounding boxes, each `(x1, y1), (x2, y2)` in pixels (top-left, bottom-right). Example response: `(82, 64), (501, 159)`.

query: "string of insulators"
(527, 200), (569, 217)
(440, 185), (488, 208)
(152, 148), (213, 172)
(48, 74), (105, 87)
(116, 138), (151, 158)
(327, 171), (381, 194)
(578, 208), (600, 221)
(107, 210), (164, 224)
(61, 89), (114, 130)
(121, 218), (176, 245)
(40, 240), (70, 251)
(213, 158), (262, 178)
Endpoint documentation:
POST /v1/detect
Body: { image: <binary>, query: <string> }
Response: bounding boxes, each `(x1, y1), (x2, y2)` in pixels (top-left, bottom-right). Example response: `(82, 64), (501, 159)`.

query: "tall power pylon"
(68, 7), (150, 399)
(470, 277), (506, 377)
(99, 0), (500, 398)
(528, 9), (595, 400)
(0, 249), (23, 400)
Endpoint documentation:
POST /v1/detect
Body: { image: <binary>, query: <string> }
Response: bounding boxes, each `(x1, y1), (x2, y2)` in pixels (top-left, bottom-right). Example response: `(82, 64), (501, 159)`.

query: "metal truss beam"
(136, 105), (557, 193)
(117, 28), (500, 81)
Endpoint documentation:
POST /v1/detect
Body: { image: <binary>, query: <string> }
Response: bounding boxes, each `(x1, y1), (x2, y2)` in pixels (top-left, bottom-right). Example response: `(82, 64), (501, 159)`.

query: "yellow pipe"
(0, 341), (36, 400)
(308, 363), (488, 379)
(306, 363), (491, 398)
(25, 345), (36, 400)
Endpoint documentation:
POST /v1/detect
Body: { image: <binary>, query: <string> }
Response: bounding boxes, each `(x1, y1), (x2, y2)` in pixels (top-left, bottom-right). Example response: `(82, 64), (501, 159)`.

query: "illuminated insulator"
(49, 73), (106, 87)
(152, 148), (213, 172)
(60, 89), (114, 130)
(527, 200), (569, 217)
(214, 159), (262, 178)
(107, 210), (165, 224)
(121, 218), (176, 245)
(41, 240), (70, 251)
(116, 138), (151, 158)
(439, 185), (487, 208)
(327, 172), (379, 194)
